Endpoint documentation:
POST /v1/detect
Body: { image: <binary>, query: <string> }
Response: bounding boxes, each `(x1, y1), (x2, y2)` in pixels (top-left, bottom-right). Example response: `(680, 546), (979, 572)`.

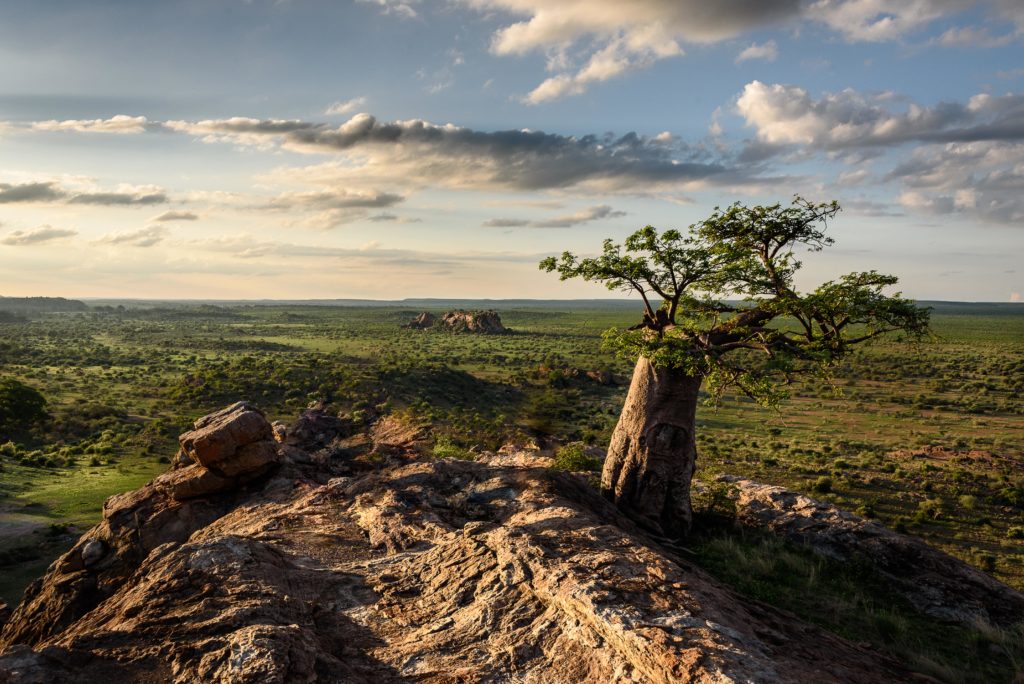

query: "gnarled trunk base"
(602, 356), (701, 538)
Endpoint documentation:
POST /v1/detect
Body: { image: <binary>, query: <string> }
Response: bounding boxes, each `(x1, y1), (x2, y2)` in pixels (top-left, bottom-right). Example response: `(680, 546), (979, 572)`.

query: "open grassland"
(1, 301), (1022, 611)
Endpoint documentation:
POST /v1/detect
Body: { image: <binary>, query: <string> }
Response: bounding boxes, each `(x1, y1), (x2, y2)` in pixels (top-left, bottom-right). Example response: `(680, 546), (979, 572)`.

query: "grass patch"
(690, 520), (1024, 684)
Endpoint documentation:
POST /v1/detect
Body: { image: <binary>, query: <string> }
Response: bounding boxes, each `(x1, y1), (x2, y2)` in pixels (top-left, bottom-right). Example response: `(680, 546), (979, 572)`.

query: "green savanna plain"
(1, 300), (1022, 680)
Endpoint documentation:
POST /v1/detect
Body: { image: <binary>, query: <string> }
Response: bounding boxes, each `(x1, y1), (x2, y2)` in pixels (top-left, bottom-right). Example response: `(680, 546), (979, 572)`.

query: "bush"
(1007, 526), (1024, 540)
(0, 378), (47, 433)
(812, 476), (833, 494)
(551, 442), (602, 472)
(431, 435), (473, 460)
(917, 498), (943, 521)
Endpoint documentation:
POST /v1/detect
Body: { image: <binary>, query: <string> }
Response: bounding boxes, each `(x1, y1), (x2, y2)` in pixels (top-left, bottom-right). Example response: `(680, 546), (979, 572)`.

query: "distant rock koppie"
(403, 309), (508, 334)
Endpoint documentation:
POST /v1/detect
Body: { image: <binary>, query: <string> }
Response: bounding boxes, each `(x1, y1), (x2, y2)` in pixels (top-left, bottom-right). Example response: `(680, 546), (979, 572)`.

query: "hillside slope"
(0, 403), (1017, 683)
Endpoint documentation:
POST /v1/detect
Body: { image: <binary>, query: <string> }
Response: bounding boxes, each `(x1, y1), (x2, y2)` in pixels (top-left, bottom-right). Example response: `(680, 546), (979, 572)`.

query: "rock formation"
(0, 403), (1020, 682)
(722, 476), (1024, 628)
(403, 309), (508, 334)
(402, 312), (435, 330)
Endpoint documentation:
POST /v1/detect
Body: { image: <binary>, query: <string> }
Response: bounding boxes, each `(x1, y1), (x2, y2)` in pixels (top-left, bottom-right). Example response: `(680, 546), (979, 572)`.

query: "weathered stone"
(79, 540), (105, 568)
(5, 418), (1018, 683)
(178, 402), (273, 474)
(156, 465), (236, 501)
(0, 446), (927, 683)
(370, 414), (428, 454)
(217, 441), (281, 478)
(281, 405), (350, 450)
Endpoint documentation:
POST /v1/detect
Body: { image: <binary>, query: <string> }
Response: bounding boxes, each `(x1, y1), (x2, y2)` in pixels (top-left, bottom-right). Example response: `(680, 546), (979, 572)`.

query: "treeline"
(0, 296), (88, 314)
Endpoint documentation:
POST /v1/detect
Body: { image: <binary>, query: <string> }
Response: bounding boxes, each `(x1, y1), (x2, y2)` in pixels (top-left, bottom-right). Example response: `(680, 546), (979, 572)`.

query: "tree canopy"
(0, 378), (47, 434)
(540, 197), (931, 405)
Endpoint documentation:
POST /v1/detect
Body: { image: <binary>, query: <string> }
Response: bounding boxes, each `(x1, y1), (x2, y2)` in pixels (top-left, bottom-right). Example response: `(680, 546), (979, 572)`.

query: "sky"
(1, 0), (1022, 302)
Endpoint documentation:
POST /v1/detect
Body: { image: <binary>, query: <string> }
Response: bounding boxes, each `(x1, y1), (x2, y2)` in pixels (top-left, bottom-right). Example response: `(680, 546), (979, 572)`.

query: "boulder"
(178, 402), (276, 477)
(279, 404), (351, 450)
(155, 464), (236, 501)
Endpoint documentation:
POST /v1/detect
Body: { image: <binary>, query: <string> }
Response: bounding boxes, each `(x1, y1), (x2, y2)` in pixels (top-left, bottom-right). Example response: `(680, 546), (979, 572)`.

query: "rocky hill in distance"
(403, 309), (508, 334)
(0, 402), (1021, 683)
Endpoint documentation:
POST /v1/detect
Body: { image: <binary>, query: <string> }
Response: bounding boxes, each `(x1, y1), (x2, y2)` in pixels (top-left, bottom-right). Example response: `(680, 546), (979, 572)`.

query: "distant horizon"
(4, 294), (1021, 307)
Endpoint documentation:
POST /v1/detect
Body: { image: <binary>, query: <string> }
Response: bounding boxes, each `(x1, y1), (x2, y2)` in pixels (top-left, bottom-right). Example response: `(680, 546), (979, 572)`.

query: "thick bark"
(601, 356), (701, 538)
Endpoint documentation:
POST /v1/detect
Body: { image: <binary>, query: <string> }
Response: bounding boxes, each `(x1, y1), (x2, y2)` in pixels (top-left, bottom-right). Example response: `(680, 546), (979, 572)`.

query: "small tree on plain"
(0, 378), (47, 437)
(540, 198), (930, 537)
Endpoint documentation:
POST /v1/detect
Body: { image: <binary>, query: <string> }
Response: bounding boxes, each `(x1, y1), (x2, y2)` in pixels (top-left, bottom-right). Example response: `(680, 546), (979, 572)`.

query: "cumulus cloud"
(736, 81), (1024, 151)
(1, 225), (78, 245)
(886, 140), (1024, 223)
(0, 180), (168, 206)
(325, 97), (368, 115)
(68, 189), (167, 206)
(465, 0), (797, 101)
(456, 1), (1020, 100)
(806, 0), (973, 42)
(264, 188), (404, 210)
(0, 182), (65, 203)
(150, 210), (199, 222)
(164, 117), (320, 149)
(180, 113), (731, 195)
(96, 225), (168, 247)
(486, 204), (627, 228)
(30, 115), (150, 134)
(736, 40), (779, 63)
(729, 81), (1024, 224)
(259, 188), (406, 230)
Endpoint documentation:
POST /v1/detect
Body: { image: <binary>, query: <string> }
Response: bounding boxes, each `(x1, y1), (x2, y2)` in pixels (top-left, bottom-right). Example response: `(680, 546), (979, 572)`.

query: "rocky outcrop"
(0, 403), (288, 650)
(402, 312), (435, 329)
(722, 476), (1024, 628)
(0, 405), (929, 683)
(403, 309), (508, 334)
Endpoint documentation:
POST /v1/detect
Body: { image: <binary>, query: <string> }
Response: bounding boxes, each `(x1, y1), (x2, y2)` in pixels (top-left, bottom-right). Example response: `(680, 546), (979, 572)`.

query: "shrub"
(812, 476), (833, 494)
(551, 442), (602, 472)
(1007, 526), (1024, 540)
(431, 435), (473, 460)
(917, 498), (943, 521)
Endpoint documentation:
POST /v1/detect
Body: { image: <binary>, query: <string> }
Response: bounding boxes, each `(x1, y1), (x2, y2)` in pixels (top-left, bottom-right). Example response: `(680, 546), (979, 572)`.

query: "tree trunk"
(601, 356), (702, 538)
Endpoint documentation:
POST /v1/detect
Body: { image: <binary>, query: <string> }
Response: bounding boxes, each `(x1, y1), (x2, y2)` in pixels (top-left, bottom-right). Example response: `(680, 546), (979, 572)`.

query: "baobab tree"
(540, 198), (930, 538)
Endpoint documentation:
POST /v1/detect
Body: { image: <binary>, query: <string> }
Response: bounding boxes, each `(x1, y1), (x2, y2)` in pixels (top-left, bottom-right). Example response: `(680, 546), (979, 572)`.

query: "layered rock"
(0, 411), (928, 683)
(5, 403), (1023, 682)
